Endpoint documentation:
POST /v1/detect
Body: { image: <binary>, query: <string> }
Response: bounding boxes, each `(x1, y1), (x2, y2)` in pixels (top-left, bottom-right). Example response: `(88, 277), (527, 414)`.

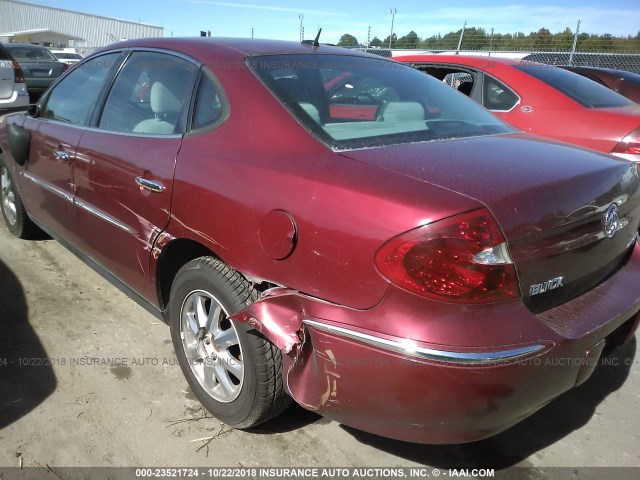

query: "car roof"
(96, 37), (378, 61)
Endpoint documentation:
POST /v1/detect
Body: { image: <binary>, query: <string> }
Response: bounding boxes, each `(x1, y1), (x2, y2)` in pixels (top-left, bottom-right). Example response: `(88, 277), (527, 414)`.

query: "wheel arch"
(154, 237), (219, 316)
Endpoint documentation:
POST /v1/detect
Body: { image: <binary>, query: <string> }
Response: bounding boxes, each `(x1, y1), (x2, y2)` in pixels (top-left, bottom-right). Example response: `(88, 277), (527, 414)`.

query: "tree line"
(337, 27), (640, 51)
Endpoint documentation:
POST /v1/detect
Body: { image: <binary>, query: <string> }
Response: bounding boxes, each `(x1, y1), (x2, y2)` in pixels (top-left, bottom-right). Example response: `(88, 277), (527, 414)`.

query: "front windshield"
(250, 54), (514, 150)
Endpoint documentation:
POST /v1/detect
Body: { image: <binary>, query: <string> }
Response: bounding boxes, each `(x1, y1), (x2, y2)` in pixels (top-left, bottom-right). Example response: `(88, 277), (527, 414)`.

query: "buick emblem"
(604, 204), (620, 239)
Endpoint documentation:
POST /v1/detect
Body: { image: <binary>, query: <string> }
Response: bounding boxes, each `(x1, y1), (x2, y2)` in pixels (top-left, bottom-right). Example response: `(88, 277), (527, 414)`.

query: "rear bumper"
(276, 243), (640, 444)
(0, 89), (28, 114)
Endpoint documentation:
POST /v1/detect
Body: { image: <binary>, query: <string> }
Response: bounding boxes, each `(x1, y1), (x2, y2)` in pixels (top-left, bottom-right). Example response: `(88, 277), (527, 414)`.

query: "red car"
(1, 38), (640, 444)
(398, 55), (640, 161)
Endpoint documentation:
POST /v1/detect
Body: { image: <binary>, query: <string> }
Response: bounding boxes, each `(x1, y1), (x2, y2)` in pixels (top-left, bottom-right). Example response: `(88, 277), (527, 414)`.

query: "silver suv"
(0, 44), (29, 115)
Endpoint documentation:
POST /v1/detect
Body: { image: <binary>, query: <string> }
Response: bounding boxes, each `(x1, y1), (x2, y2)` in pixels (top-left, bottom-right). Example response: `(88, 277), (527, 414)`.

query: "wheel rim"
(1, 167), (17, 226)
(180, 290), (244, 403)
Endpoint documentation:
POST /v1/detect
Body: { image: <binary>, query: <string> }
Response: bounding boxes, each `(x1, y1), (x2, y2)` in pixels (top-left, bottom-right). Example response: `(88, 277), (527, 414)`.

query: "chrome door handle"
(135, 177), (165, 193)
(53, 150), (71, 161)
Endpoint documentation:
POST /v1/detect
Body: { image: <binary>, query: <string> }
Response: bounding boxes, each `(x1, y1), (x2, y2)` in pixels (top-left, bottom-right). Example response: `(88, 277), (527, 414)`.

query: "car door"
(74, 51), (198, 300)
(16, 52), (122, 247)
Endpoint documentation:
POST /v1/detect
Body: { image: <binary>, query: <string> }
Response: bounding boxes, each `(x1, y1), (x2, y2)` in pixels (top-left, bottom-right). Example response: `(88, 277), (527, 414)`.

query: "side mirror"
(7, 123), (31, 166)
(26, 104), (40, 118)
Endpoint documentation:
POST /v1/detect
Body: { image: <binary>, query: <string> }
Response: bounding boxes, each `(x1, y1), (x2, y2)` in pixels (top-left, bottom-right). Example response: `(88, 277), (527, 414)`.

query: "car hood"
(340, 133), (640, 310)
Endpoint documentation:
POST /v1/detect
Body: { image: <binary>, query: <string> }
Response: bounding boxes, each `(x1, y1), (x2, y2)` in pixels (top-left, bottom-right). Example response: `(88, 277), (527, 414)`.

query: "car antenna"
(301, 28), (323, 47)
(312, 28), (322, 47)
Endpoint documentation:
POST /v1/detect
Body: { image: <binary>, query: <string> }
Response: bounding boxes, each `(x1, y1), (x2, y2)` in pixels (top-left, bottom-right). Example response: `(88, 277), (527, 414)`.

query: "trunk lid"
(19, 60), (65, 80)
(341, 134), (640, 312)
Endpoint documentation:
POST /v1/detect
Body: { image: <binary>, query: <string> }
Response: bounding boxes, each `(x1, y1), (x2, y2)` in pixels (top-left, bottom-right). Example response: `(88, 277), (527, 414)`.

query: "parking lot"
(1, 223), (639, 473)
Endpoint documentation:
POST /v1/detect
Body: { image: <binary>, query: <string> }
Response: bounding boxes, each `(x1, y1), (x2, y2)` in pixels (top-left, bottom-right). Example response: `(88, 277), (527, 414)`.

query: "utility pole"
(388, 8), (396, 49)
(569, 19), (581, 66)
(489, 27), (494, 56)
(251, 27), (254, 39)
(367, 25), (371, 48)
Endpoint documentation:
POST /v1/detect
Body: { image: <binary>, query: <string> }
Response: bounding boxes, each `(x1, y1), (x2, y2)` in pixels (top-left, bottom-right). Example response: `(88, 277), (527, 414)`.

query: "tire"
(169, 256), (291, 428)
(0, 155), (40, 239)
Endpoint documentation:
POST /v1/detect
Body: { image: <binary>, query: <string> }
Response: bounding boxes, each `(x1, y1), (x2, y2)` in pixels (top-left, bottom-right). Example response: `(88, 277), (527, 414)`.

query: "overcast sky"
(29, 0), (640, 43)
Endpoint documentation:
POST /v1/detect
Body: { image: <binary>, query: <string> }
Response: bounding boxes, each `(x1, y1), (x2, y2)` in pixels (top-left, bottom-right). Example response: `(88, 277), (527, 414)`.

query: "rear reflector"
(12, 61), (25, 83)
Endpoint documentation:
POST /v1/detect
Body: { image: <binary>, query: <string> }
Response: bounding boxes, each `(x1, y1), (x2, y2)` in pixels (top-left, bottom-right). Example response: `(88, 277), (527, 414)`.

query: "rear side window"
(483, 76), (519, 111)
(192, 74), (226, 130)
(41, 53), (121, 125)
(99, 51), (197, 135)
(516, 64), (633, 108)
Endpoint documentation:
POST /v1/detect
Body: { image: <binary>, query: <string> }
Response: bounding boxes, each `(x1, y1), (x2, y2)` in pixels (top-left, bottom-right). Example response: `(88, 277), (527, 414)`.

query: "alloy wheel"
(179, 290), (244, 403)
(1, 167), (17, 226)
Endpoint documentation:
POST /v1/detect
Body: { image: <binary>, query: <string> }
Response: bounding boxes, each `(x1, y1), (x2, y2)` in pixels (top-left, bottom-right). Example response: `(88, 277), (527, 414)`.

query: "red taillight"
(12, 61), (25, 83)
(612, 128), (640, 156)
(61, 63), (69, 73)
(375, 209), (520, 303)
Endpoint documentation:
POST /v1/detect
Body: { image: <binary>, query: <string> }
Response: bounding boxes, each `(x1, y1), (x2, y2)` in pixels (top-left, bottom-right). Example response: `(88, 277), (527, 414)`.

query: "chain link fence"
(389, 49), (640, 73)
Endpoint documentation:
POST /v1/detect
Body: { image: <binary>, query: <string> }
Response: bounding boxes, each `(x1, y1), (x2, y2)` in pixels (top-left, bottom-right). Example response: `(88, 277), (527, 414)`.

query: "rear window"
(250, 54), (513, 150)
(5, 44), (57, 61)
(516, 64), (633, 108)
(620, 71), (640, 88)
(54, 53), (82, 60)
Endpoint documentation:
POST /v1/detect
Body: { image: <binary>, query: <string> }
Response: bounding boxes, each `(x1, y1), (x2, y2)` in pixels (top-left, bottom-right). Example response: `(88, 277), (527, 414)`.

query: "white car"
(50, 49), (83, 66)
(0, 44), (29, 115)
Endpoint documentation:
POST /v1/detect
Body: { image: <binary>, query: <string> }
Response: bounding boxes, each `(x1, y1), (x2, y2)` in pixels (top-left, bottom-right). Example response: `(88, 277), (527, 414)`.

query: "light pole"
(388, 8), (396, 49)
(298, 14), (304, 42)
(569, 19), (581, 66)
(488, 27), (494, 55)
(456, 21), (466, 54)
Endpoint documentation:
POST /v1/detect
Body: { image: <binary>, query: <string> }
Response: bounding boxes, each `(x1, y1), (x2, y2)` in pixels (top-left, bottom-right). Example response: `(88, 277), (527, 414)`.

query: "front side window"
(413, 65), (475, 96)
(41, 52), (121, 125)
(516, 64), (633, 108)
(99, 52), (197, 135)
(251, 54), (513, 150)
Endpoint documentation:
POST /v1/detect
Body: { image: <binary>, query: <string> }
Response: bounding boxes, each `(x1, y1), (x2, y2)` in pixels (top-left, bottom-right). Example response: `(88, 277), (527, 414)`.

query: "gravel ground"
(1, 223), (639, 475)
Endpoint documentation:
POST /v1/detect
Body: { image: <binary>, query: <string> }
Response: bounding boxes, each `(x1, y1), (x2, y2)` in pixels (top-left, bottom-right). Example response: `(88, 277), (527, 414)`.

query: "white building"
(0, 0), (163, 52)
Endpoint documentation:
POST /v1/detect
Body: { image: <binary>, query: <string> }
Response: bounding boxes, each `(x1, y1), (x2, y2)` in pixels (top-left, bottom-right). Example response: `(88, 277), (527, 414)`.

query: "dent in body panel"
(229, 288), (342, 410)
(228, 287), (551, 413)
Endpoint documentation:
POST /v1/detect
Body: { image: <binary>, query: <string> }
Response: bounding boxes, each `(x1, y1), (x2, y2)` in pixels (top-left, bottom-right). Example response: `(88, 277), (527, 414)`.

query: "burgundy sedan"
(1, 38), (640, 444)
(398, 55), (640, 161)
(561, 65), (640, 104)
